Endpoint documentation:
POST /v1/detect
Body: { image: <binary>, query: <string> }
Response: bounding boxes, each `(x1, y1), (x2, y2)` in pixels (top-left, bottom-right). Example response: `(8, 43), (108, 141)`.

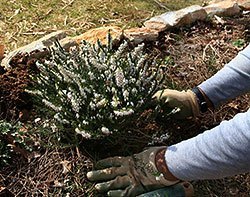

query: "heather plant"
(27, 35), (165, 139)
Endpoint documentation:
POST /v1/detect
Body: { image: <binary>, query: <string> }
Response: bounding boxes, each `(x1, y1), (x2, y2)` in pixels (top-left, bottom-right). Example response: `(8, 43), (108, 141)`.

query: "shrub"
(0, 120), (31, 167)
(27, 35), (165, 139)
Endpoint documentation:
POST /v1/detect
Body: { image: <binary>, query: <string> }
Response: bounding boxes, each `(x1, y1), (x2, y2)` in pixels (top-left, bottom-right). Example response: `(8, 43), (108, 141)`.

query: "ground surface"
(0, 0), (204, 51)
(1, 1), (250, 196)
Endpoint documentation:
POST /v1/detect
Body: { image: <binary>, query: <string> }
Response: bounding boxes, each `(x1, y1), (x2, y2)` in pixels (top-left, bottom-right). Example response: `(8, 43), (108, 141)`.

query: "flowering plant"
(28, 35), (165, 139)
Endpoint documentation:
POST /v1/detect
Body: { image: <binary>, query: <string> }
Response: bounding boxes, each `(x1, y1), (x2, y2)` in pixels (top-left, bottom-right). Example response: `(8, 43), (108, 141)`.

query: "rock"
(71, 26), (123, 45)
(209, 0), (224, 3)
(237, 0), (250, 10)
(124, 27), (159, 44)
(209, 0), (250, 9)
(1, 31), (66, 69)
(0, 44), (4, 60)
(0, 26), (160, 69)
(144, 5), (207, 31)
(174, 5), (207, 27)
(144, 19), (169, 32)
(205, 0), (241, 17)
(59, 37), (78, 50)
(61, 26), (159, 48)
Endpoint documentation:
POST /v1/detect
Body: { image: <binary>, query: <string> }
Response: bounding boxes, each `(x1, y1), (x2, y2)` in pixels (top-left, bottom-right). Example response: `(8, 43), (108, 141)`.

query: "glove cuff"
(192, 87), (208, 113)
(148, 147), (180, 186)
(187, 90), (200, 117)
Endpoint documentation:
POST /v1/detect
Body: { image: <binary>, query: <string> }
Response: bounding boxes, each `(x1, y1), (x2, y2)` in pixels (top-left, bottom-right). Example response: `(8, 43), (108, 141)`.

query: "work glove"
(87, 147), (179, 197)
(152, 89), (199, 119)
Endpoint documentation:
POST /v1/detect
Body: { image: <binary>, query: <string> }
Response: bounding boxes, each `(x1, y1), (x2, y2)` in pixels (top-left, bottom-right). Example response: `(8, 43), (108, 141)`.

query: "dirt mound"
(0, 54), (37, 120)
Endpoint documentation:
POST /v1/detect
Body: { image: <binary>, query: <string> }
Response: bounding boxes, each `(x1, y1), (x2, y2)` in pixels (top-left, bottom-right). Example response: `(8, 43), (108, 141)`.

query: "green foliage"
(28, 36), (165, 139)
(0, 120), (31, 167)
(232, 39), (245, 48)
(164, 56), (175, 66)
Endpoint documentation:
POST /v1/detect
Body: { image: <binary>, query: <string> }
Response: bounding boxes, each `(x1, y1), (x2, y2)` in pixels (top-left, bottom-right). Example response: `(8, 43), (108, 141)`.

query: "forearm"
(164, 108), (250, 181)
(198, 44), (250, 108)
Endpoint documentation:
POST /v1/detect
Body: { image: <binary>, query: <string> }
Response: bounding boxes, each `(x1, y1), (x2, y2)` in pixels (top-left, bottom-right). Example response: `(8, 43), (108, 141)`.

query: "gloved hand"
(152, 89), (199, 119)
(87, 147), (179, 197)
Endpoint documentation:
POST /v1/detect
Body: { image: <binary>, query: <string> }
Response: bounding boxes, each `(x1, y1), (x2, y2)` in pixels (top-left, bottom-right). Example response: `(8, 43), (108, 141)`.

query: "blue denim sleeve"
(198, 44), (250, 107)
(165, 109), (250, 180)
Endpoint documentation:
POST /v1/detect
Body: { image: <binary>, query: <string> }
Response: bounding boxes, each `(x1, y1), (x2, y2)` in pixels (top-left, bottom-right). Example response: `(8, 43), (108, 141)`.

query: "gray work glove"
(153, 89), (199, 119)
(87, 147), (179, 197)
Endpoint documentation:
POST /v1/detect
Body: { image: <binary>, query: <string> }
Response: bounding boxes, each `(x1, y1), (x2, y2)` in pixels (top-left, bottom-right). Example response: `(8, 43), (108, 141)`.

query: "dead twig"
(153, 0), (170, 11)
(38, 9), (53, 20)
(22, 32), (46, 35)
(202, 43), (210, 60)
(62, 0), (75, 10)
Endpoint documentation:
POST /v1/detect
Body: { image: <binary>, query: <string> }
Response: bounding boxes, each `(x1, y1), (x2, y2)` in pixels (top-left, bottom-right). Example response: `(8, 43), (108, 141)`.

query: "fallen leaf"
(60, 160), (72, 174)
(53, 180), (64, 188)
(228, 103), (239, 110)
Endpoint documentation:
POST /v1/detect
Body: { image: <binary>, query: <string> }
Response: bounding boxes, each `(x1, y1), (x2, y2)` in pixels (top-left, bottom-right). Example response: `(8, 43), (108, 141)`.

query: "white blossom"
(132, 43), (144, 58)
(25, 89), (43, 97)
(42, 99), (62, 112)
(96, 98), (107, 108)
(67, 92), (73, 100)
(111, 96), (120, 108)
(114, 109), (134, 117)
(34, 117), (41, 124)
(94, 93), (101, 99)
(96, 114), (102, 119)
(130, 78), (136, 83)
(131, 88), (137, 94)
(84, 87), (91, 94)
(75, 128), (91, 139)
(111, 100), (119, 108)
(123, 90), (129, 101)
(43, 122), (50, 128)
(111, 87), (116, 94)
(115, 68), (125, 87)
(51, 123), (59, 133)
(104, 70), (110, 76)
(109, 114), (114, 119)
(101, 127), (111, 135)
(89, 101), (96, 110)
(138, 100), (144, 105)
(82, 120), (89, 125)
(115, 41), (128, 57)
(54, 113), (70, 124)
(88, 71), (95, 80)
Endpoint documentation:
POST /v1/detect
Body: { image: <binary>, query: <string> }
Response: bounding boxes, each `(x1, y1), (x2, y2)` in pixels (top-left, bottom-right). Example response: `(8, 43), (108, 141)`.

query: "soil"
(0, 13), (250, 196)
(0, 53), (38, 121)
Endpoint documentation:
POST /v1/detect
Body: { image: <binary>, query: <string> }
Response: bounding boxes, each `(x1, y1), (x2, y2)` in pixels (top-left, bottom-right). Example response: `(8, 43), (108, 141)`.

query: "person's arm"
(165, 108), (250, 180)
(198, 44), (250, 108)
(153, 44), (250, 118)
